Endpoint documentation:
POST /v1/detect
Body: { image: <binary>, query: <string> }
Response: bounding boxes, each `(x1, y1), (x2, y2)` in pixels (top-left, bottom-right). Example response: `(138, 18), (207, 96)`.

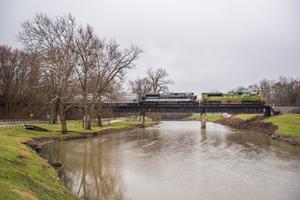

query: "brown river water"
(41, 121), (300, 200)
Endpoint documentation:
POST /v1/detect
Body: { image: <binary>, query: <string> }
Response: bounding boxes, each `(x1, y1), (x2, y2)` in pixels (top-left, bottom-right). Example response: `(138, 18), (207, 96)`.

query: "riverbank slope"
(216, 114), (300, 145)
(0, 119), (156, 200)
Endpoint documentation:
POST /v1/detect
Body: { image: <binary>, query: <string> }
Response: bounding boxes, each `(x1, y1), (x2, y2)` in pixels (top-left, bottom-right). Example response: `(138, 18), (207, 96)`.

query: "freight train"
(137, 92), (265, 105)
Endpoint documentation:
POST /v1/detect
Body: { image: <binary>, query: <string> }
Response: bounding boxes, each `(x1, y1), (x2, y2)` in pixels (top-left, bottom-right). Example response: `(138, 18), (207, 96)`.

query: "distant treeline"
(0, 46), (45, 118)
(230, 77), (300, 106)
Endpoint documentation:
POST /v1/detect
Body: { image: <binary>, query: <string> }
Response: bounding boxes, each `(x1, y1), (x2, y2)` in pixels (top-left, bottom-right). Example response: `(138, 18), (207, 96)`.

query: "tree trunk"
(83, 105), (91, 130)
(97, 97), (102, 127)
(50, 99), (58, 124)
(97, 113), (102, 127)
(6, 102), (9, 118)
(84, 113), (91, 129)
(59, 100), (67, 134)
(83, 92), (92, 130)
(84, 104), (93, 130)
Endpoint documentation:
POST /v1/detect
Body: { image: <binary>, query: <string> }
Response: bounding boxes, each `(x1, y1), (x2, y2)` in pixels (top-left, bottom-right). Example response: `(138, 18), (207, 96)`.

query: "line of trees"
(0, 45), (44, 118)
(230, 77), (300, 106)
(0, 13), (141, 133)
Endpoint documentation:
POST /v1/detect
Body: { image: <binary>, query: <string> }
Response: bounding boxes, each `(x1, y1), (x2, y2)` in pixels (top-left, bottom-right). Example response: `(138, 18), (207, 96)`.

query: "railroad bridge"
(105, 103), (271, 129)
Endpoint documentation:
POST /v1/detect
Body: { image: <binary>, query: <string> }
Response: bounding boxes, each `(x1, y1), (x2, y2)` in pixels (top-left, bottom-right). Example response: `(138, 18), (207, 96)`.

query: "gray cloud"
(1, 0), (299, 94)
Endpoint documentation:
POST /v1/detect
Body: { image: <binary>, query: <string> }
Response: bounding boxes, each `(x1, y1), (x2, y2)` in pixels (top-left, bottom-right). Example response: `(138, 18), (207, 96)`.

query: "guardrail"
(0, 119), (49, 128)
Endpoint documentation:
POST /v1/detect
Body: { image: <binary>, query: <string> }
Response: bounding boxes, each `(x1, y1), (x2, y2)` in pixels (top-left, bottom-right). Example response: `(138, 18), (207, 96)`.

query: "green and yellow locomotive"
(201, 92), (265, 105)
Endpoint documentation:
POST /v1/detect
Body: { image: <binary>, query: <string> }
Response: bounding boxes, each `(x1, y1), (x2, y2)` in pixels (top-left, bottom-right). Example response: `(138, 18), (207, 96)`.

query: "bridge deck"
(106, 103), (270, 115)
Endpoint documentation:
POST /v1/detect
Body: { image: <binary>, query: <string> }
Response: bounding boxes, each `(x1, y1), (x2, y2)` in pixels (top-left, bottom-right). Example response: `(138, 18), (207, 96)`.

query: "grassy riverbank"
(233, 114), (263, 121)
(232, 114), (300, 138)
(218, 114), (300, 145)
(0, 119), (156, 200)
(263, 114), (300, 137)
(184, 113), (223, 122)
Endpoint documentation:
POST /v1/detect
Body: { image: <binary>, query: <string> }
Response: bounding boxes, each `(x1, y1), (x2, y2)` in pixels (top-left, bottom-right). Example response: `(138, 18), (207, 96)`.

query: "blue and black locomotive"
(138, 92), (197, 105)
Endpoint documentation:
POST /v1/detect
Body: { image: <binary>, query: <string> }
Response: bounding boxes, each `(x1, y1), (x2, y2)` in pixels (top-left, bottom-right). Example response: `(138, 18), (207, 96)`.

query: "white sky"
(1, 0), (299, 94)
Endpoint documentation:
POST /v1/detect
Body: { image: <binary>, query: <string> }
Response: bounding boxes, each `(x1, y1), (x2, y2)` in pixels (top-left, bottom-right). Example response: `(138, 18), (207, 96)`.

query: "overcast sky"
(1, 0), (299, 94)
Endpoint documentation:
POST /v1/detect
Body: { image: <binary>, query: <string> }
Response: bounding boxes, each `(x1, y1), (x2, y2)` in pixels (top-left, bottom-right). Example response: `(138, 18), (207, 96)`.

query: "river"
(41, 121), (300, 200)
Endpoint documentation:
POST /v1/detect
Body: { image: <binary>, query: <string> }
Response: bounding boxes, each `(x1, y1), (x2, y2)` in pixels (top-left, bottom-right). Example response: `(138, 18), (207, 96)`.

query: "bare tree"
(130, 67), (173, 99)
(271, 77), (299, 106)
(247, 84), (259, 92)
(0, 45), (43, 118)
(92, 41), (141, 126)
(74, 25), (102, 129)
(129, 77), (151, 99)
(145, 67), (173, 93)
(228, 86), (248, 93)
(19, 13), (77, 134)
(0, 46), (25, 117)
(229, 77), (300, 106)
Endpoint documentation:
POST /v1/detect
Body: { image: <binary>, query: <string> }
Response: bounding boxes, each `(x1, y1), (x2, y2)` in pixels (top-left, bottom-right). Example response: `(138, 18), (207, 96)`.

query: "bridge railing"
(0, 119), (49, 128)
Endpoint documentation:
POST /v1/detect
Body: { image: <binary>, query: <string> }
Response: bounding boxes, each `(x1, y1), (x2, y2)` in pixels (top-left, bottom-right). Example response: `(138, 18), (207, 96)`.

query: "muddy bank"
(216, 117), (300, 146)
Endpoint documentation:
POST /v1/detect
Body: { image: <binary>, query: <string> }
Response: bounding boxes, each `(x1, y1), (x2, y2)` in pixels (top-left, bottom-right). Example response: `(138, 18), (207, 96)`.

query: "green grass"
(233, 114), (263, 121)
(232, 114), (300, 138)
(0, 119), (156, 200)
(184, 113), (223, 122)
(263, 114), (300, 137)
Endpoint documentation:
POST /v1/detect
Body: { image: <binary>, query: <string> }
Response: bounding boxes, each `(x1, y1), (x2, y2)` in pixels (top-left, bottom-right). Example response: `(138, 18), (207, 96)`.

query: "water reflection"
(41, 121), (300, 200)
(42, 138), (125, 200)
(200, 128), (206, 142)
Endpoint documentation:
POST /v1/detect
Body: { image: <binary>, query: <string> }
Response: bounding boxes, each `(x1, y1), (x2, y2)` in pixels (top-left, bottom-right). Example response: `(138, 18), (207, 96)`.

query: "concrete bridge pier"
(200, 112), (206, 129)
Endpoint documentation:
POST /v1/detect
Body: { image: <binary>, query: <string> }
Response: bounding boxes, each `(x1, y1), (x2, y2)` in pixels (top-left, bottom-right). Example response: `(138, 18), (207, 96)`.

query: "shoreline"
(1, 117), (298, 199)
(215, 116), (300, 146)
(27, 122), (159, 199)
(0, 120), (158, 200)
(25, 122), (158, 150)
